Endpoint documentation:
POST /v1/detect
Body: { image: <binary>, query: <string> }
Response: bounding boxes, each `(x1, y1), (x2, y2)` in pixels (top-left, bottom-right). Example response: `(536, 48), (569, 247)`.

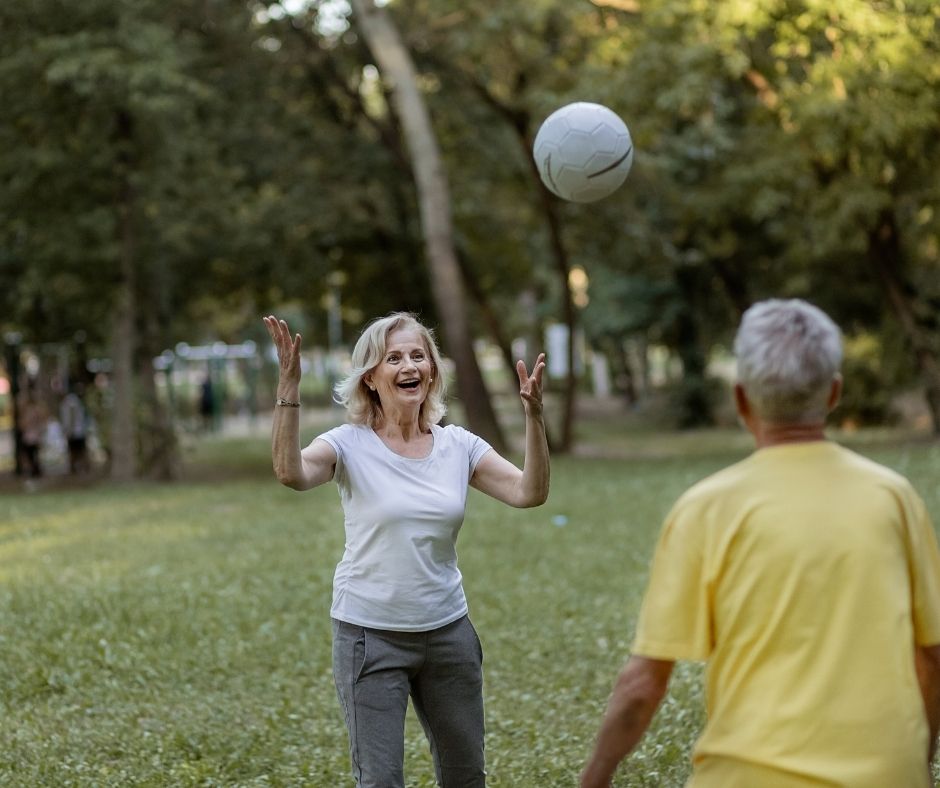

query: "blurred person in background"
(59, 382), (89, 474)
(18, 385), (48, 478)
(199, 374), (215, 432)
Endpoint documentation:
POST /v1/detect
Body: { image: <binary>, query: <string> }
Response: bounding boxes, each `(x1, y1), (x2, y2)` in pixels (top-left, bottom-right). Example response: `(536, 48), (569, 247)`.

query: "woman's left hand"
(516, 353), (546, 418)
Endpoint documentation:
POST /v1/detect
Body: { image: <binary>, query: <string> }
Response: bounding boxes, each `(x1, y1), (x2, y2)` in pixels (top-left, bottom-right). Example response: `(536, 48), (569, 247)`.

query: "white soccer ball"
(532, 102), (634, 203)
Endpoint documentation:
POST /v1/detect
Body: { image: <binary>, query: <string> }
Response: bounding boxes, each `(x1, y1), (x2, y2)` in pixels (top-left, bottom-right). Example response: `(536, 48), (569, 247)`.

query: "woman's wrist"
(277, 384), (301, 401)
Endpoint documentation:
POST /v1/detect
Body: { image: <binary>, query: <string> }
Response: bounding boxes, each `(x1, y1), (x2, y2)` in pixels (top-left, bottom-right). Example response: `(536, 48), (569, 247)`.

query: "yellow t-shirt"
(633, 441), (940, 788)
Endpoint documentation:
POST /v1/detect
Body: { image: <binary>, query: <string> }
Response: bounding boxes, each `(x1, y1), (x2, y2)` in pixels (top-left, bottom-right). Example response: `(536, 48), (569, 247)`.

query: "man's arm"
(916, 643), (940, 763)
(581, 656), (675, 788)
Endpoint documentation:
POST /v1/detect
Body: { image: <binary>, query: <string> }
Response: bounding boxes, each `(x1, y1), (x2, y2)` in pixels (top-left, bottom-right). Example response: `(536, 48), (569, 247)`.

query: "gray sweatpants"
(332, 615), (486, 788)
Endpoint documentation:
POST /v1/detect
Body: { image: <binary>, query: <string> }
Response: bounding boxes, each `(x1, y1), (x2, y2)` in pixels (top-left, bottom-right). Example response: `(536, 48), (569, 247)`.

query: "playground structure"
(153, 340), (263, 433)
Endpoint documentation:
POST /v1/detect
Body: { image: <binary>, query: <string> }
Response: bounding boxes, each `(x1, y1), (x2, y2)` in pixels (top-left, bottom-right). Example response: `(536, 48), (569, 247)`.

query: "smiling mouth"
(398, 380), (421, 390)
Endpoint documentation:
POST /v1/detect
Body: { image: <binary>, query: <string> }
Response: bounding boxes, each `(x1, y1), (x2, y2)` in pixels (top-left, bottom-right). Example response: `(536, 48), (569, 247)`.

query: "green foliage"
(3, 0), (940, 437)
(0, 0), (436, 353)
(0, 0), (232, 346)
(394, 0), (940, 427)
(837, 329), (919, 426)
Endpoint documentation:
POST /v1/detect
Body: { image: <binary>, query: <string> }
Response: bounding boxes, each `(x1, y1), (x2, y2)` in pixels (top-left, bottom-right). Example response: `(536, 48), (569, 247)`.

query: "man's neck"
(752, 420), (827, 449)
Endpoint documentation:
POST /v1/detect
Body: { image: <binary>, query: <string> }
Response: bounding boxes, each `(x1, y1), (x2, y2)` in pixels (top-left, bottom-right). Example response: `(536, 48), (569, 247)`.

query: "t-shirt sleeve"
(455, 426), (492, 473)
(631, 498), (713, 662)
(905, 491), (940, 647)
(314, 424), (348, 486)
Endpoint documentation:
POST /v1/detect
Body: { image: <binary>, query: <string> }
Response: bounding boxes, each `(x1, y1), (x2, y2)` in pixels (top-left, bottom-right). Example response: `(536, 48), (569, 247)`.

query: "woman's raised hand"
(516, 352), (546, 418)
(263, 315), (303, 389)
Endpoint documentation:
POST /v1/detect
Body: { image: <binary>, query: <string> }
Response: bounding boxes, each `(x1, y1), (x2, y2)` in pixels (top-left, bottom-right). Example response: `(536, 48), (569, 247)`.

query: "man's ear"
(734, 383), (751, 421)
(827, 374), (843, 412)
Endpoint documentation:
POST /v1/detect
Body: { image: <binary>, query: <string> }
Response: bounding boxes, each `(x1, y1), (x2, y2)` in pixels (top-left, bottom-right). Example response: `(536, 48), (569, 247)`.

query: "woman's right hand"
(263, 315), (303, 393)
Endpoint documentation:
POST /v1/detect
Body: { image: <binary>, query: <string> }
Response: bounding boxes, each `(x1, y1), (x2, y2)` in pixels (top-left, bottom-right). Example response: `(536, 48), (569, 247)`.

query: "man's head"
(734, 299), (843, 426)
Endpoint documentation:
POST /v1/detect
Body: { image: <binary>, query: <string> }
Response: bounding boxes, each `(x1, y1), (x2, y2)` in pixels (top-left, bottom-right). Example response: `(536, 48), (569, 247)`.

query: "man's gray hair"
(734, 299), (843, 424)
(334, 312), (447, 431)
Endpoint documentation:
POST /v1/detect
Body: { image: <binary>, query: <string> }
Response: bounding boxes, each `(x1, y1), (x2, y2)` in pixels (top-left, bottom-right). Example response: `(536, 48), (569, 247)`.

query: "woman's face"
(366, 328), (434, 414)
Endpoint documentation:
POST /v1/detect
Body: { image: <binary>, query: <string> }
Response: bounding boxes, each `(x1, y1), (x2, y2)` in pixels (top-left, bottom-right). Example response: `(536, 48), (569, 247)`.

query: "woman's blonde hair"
(334, 312), (447, 430)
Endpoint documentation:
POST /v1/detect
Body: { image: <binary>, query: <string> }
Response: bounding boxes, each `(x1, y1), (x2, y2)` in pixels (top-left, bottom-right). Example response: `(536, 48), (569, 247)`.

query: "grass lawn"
(2, 422), (940, 786)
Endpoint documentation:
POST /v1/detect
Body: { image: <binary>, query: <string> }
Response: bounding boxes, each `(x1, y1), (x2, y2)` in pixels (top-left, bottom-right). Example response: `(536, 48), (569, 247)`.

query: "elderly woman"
(263, 311), (549, 788)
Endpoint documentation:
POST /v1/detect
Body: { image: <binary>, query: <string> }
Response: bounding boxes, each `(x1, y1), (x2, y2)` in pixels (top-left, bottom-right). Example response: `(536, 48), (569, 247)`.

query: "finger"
(265, 317), (286, 353)
(263, 316), (277, 341)
(268, 317), (294, 362)
(292, 332), (302, 355)
(276, 320), (295, 353)
(265, 315), (281, 339)
(532, 353), (546, 386)
(515, 359), (529, 389)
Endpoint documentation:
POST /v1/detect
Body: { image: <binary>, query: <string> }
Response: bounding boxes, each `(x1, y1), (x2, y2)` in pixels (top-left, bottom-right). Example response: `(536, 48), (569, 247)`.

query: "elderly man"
(581, 299), (940, 788)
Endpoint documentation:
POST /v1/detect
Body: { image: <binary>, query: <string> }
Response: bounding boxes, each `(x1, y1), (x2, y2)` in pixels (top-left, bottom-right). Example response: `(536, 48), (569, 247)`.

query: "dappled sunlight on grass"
(1, 431), (938, 785)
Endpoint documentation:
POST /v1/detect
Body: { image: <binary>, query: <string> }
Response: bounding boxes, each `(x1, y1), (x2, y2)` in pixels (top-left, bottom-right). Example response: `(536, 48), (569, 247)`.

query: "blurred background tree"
(2, 0), (938, 478)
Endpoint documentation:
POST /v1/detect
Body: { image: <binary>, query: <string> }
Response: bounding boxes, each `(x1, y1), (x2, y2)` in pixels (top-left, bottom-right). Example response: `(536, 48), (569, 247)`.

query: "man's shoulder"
(673, 442), (919, 513)
(830, 443), (911, 486)
(674, 457), (755, 508)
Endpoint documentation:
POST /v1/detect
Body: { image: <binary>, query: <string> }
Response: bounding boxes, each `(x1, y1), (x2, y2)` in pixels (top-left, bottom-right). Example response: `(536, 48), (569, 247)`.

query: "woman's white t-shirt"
(316, 422), (492, 632)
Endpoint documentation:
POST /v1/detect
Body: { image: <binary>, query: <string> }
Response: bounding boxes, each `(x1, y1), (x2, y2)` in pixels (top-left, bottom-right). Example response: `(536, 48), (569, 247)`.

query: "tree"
(0, 0), (231, 478)
(347, 0), (506, 452)
(4, 0), (938, 460)
(1, 0), (298, 476)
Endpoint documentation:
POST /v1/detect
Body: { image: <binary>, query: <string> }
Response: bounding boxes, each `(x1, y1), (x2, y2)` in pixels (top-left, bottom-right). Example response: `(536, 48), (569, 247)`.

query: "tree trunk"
(709, 257), (750, 318)
(349, 0), (506, 452)
(603, 335), (637, 406)
(138, 352), (179, 480)
(533, 172), (578, 452)
(138, 270), (180, 480)
(868, 212), (940, 434)
(5, 338), (24, 475)
(455, 247), (516, 385)
(110, 109), (138, 481)
(459, 74), (576, 451)
(110, 268), (136, 480)
(674, 264), (714, 428)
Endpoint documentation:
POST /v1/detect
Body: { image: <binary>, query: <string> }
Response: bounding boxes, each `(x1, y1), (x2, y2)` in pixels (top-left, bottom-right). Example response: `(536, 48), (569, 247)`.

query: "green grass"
(2, 427), (940, 786)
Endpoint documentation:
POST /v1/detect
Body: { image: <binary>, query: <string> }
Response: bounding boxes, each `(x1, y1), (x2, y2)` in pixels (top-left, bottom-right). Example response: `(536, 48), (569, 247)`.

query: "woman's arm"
(264, 315), (337, 491)
(470, 354), (549, 508)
